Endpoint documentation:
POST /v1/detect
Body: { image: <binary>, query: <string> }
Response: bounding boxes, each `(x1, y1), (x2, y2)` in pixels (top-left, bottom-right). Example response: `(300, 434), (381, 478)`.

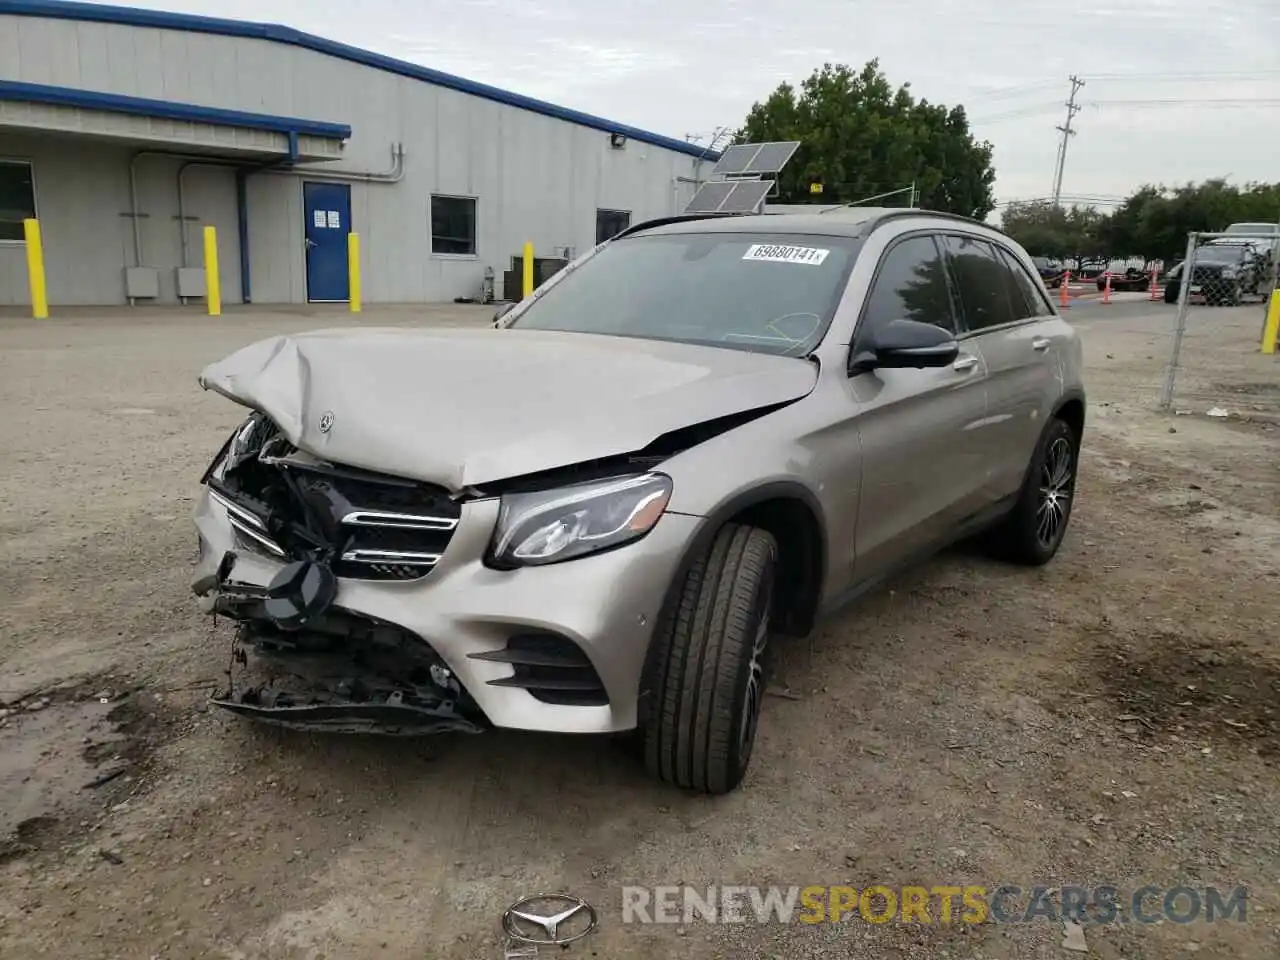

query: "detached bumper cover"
(211, 685), (486, 735)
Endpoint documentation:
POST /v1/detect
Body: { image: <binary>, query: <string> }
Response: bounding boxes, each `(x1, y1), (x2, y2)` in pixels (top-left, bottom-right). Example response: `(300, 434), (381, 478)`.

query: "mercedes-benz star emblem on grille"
(318, 411), (335, 434)
(502, 894), (598, 946)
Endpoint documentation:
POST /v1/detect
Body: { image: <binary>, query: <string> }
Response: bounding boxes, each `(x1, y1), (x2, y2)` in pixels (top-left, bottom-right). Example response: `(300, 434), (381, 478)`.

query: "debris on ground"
(1061, 919), (1089, 953)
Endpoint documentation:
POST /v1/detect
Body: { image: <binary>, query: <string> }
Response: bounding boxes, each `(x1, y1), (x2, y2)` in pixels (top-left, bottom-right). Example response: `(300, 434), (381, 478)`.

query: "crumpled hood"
(198, 326), (818, 491)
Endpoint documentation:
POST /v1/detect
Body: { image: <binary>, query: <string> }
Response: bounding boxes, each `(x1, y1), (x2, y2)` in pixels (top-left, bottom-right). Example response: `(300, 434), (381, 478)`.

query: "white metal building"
(0, 0), (715, 307)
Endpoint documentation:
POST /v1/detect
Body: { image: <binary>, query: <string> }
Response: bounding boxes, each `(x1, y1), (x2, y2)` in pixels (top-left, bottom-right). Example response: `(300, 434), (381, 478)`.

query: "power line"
(1051, 76), (1086, 207)
(1085, 69), (1280, 81)
(970, 102), (1062, 123)
(972, 94), (1280, 124)
(1088, 97), (1280, 107)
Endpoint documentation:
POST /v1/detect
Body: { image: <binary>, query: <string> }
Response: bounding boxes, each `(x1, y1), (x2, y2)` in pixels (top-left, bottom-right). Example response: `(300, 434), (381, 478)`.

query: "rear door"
(848, 232), (991, 581)
(940, 233), (1061, 502)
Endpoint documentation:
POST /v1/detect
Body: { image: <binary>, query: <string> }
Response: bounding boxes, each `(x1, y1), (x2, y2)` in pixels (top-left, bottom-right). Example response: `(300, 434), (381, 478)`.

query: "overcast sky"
(91, 0), (1280, 213)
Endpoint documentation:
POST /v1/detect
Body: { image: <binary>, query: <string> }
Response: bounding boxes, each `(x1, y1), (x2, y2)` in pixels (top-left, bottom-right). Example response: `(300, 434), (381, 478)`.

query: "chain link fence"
(1159, 230), (1280, 419)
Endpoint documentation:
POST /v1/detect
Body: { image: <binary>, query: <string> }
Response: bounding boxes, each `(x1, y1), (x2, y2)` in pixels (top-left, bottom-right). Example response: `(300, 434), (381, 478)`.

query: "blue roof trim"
(0, 78), (353, 140)
(1, 0), (720, 161)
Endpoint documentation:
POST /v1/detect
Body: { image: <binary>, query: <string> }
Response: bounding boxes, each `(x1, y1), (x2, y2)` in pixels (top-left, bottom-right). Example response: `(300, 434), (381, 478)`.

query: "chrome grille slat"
(209, 488), (267, 531)
(340, 548), (442, 567)
(226, 514), (288, 557)
(341, 510), (458, 531)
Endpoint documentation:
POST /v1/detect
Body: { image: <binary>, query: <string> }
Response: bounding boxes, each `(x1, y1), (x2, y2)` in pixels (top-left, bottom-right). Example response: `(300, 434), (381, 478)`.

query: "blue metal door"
(303, 182), (352, 302)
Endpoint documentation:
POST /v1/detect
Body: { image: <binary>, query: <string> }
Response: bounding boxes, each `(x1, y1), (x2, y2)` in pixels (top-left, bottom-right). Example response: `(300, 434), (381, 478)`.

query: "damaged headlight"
(489, 473), (673, 567)
(202, 412), (271, 483)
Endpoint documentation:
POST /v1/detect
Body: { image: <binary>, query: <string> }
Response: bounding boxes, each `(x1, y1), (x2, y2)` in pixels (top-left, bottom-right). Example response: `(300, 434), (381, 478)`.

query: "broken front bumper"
(193, 489), (703, 735)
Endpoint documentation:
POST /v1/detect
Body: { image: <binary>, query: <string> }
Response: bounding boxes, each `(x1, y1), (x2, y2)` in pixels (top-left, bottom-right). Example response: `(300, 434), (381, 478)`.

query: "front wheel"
(989, 417), (1079, 565)
(643, 523), (777, 795)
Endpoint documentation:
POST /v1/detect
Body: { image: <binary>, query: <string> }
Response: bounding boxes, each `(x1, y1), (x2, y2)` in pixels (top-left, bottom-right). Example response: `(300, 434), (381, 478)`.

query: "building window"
(596, 209), (631, 245)
(0, 160), (36, 242)
(431, 195), (476, 255)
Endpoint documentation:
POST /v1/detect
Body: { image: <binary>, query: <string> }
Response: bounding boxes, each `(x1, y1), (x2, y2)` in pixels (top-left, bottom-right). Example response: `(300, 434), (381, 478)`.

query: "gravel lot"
(1, 299), (1278, 960)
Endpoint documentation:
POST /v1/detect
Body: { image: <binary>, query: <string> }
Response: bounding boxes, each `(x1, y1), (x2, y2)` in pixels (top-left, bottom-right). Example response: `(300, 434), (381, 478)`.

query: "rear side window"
(995, 246), (1054, 318)
(940, 235), (1018, 331)
(861, 235), (957, 335)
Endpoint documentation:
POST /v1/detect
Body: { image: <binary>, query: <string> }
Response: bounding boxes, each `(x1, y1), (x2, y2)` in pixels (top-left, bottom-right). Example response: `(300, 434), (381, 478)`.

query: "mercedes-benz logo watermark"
(503, 894), (598, 946)
(317, 410), (335, 434)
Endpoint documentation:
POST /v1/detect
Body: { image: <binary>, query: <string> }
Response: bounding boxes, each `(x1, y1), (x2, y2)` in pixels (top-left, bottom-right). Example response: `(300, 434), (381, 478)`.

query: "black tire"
(643, 523), (777, 795)
(988, 417), (1079, 566)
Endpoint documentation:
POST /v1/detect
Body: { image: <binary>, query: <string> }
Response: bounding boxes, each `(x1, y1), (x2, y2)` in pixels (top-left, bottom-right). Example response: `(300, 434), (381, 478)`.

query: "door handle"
(305, 238), (318, 249)
(1032, 337), (1051, 351)
(952, 354), (979, 372)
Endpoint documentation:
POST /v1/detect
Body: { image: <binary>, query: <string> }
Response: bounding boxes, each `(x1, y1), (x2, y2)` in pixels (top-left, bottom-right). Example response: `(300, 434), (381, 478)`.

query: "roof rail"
(613, 211), (742, 240)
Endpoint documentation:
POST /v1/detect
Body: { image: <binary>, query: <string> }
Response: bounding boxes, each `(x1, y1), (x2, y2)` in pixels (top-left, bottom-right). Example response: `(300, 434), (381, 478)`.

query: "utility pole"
(1051, 75), (1085, 207)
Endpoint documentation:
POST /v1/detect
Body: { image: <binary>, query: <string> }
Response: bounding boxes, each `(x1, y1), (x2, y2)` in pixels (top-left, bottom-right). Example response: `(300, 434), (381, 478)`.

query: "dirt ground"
(1, 298), (1277, 960)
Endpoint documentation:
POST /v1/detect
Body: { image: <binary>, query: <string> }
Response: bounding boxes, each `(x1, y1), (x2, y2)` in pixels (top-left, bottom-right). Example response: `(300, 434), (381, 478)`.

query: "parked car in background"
(1031, 256), (1067, 288)
(1095, 267), (1153, 292)
(191, 207), (1086, 795)
(1219, 223), (1280, 265)
(1163, 242), (1264, 305)
(1075, 258), (1108, 280)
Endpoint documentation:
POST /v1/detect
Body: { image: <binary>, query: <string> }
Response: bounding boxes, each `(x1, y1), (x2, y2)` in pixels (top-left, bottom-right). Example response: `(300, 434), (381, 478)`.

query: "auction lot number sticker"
(742, 244), (830, 265)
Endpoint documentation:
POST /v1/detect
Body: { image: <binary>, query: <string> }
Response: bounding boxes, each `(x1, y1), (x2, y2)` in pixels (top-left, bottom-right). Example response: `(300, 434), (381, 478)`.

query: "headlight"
(489, 473), (673, 567)
(202, 412), (270, 483)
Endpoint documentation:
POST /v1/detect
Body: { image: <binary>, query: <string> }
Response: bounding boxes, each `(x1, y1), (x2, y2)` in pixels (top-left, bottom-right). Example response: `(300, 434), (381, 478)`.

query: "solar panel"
(684, 180), (736, 213)
(719, 179), (773, 213)
(683, 179), (774, 215)
(711, 140), (802, 176)
(710, 144), (763, 176)
(742, 141), (800, 175)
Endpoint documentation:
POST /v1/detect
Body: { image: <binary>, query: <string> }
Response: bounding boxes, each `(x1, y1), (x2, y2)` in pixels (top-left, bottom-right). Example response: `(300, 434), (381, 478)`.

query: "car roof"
(621, 207), (993, 241)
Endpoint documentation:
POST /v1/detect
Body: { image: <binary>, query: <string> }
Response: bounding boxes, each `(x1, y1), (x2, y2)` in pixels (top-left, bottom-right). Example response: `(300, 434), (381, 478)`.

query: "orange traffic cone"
(1148, 266), (1161, 301)
(1059, 270), (1071, 310)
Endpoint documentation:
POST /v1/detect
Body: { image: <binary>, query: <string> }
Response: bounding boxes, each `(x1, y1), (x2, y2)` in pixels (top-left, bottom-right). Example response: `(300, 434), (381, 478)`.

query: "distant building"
(0, 1), (716, 307)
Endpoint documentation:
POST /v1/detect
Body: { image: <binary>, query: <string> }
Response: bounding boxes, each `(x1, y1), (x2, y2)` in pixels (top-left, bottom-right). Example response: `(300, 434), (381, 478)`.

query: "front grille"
(1191, 265), (1224, 283)
(212, 429), (461, 583)
(469, 633), (609, 707)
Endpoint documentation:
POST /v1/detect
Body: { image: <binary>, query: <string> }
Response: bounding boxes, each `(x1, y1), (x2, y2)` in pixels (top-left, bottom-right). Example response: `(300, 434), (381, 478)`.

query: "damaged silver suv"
(192, 208), (1085, 794)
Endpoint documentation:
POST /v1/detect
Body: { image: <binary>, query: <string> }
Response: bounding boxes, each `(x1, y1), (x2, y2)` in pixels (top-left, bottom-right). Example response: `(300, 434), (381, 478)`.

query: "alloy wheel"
(1036, 436), (1074, 549)
(737, 578), (773, 763)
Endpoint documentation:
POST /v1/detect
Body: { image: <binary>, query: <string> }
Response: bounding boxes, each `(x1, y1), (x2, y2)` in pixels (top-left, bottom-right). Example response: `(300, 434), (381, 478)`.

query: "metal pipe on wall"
(262, 143), (406, 184)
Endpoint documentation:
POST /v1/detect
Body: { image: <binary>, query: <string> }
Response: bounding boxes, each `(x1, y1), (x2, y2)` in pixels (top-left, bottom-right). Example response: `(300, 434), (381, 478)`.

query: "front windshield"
(507, 231), (861, 356)
(1196, 245), (1247, 263)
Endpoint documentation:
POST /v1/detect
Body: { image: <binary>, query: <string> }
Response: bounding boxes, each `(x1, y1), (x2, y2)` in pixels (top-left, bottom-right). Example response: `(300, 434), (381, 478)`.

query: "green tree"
(1099, 180), (1280, 260)
(737, 61), (997, 219)
(999, 201), (1107, 258)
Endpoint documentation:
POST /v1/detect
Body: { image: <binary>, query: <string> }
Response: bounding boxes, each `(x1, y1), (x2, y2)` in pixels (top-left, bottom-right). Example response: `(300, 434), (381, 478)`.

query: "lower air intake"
(470, 633), (609, 707)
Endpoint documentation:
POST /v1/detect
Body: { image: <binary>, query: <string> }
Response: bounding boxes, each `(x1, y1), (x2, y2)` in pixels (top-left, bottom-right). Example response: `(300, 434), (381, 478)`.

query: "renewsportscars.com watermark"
(621, 885), (1248, 926)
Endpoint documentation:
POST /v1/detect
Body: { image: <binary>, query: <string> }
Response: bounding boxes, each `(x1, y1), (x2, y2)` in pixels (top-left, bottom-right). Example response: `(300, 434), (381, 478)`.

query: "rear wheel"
(989, 417), (1079, 566)
(643, 523), (777, 795)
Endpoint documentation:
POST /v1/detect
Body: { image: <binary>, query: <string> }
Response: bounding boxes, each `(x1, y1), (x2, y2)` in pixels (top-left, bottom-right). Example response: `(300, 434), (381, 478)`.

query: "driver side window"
(860, 235), (958, 337)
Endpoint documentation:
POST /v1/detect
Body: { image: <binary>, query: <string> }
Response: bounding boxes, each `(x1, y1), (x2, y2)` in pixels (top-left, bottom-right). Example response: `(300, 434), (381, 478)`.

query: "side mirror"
(492, 303), (515, 327)
(849, 319), (959, 376)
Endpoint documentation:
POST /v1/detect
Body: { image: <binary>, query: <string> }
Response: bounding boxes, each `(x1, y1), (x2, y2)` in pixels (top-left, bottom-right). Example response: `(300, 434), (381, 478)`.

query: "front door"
(303, 182), (352, 302)
(848, 233), (991, 581)
(939, 234), (1061, 501)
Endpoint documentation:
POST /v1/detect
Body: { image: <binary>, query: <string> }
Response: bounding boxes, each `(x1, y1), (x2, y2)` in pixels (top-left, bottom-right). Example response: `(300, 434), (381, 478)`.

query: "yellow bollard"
(23, 218), (49, 319)
(348, 232), (361, 313)
(522, 241), (534, 300)
(1262, 289), (1280, 355)
(203, 225), (221, 316)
